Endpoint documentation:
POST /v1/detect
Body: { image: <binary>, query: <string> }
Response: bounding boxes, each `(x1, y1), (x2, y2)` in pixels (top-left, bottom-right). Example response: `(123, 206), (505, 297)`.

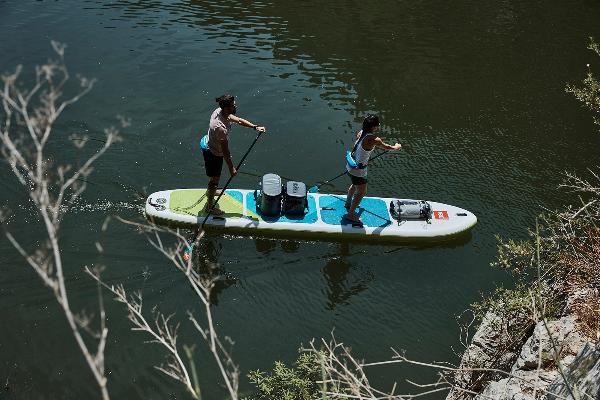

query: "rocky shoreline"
(446, 288), (600, 400)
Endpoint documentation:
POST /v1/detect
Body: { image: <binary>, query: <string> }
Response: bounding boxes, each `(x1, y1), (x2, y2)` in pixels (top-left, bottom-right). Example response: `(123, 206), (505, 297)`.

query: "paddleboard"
(144, 189), (477, 242)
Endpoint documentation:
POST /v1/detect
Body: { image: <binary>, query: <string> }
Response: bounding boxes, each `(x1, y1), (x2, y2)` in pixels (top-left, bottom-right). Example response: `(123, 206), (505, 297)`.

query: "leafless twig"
(0, 42), (121, 399)
(102, 216), (240, 399)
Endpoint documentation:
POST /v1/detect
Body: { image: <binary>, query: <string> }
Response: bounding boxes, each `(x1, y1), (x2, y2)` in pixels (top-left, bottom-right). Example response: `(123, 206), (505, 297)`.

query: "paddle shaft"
(201, 131), (263, 228)
(310, 150), (389, 192)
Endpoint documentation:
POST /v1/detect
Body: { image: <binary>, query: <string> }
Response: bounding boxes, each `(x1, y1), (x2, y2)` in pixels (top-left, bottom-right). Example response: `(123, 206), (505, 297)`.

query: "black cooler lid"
(285, 181), (306, 196)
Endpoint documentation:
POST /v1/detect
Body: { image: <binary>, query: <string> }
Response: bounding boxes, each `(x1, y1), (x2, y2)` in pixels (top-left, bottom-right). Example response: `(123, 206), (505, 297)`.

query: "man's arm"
(229, 114), (266, 133)
(220, 139), (237, 176)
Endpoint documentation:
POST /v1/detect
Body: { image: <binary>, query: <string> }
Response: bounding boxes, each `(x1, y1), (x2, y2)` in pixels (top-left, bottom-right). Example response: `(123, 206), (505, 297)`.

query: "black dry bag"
(389, 200), (432, 220)
(256, 173), (282, 216)
(282, 181), (308, 215)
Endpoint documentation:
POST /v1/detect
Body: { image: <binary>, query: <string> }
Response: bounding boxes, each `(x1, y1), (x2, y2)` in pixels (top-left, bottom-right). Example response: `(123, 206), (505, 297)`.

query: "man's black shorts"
(347, 172), (368, 185)
(202, 149), (224, 177)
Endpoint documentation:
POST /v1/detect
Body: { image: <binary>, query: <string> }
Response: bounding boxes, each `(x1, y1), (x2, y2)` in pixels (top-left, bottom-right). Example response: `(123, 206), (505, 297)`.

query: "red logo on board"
(433, 210), (449, 220)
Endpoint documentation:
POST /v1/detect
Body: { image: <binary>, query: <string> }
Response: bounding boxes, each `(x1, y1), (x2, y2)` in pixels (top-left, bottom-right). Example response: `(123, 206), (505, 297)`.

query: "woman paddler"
(344, 114), (402, 224)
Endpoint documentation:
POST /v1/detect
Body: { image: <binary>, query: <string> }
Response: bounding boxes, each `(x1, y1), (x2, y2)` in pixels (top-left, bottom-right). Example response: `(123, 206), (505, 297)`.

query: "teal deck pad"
(318, 195), (392, 227)
(246, 193), (319, 223)
(221, 189), (243, 205)
(226, 190), (243, 202)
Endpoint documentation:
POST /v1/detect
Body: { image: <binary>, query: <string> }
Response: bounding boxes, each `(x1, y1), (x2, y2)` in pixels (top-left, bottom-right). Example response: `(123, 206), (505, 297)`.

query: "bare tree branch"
(86, 268), (199, 399)
(107, 215), (240, 399)
(1, 42), (117, 400)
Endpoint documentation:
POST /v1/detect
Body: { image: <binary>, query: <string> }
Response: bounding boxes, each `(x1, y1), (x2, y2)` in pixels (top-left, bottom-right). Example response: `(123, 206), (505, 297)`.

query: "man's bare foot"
(204, 205), (225, 216)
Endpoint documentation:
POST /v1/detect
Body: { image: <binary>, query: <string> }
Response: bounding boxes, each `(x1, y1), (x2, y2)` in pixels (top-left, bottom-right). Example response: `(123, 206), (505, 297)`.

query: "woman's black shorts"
(347, 172), (368, 185)
(202, 149), (224, 177)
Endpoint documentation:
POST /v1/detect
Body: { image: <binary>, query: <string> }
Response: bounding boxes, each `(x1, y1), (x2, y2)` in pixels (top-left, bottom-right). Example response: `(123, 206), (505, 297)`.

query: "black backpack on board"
(256, 173), (282, 216)
(282, 181), (308, 215)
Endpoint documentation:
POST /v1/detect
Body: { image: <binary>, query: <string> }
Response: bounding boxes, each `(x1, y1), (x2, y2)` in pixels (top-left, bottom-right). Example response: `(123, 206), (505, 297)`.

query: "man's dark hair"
(216, 94), (235, 108)
(362, 114), (380, 132)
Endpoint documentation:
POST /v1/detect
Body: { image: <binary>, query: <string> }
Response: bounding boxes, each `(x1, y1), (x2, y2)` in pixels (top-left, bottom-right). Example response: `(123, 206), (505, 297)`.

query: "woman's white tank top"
(347, 130), (374, 178)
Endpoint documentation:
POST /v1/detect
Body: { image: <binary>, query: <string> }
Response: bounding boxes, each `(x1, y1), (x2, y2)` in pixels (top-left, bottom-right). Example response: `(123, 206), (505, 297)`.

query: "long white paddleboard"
(144, 189), (477, 242)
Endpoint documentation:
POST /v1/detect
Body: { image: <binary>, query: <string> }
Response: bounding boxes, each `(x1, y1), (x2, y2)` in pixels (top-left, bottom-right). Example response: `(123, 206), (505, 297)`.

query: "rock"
(446, 291), (597, 400)
(513, 316), (587, 372)
(446, 310), (533, 400)
(548, 342), (600, 400)
(475, 370), (558, 400)
(476, 378), (522, 400)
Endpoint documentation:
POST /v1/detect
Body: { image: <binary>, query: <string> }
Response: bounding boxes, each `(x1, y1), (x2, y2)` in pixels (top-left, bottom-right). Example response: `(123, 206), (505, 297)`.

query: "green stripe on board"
(170, 189), (244, 217)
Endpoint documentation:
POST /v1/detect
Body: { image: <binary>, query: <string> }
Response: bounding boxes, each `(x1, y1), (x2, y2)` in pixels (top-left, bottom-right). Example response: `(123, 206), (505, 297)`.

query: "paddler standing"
(344, 114), (401, 224)
(201, 94), (266, 215)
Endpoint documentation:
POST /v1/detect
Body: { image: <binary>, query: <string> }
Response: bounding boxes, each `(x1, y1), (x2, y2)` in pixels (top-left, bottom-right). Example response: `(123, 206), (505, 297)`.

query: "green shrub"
(566, 37), (600, 129)
(244, 351), (324, 400)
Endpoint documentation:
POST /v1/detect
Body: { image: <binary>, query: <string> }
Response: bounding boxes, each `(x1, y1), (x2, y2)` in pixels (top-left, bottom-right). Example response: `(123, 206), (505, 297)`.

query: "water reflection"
(322, 242), (373, 310)
(280, 239), (300, 253)
(85, 0), (361, 114)
(192, 236), (237, 305)
(254, 237), (300, 254)
(254, 237), (277, 254)
(383, 230), (475, 253)
(88, 0), (600, 163)
(249, 234), (376, 310)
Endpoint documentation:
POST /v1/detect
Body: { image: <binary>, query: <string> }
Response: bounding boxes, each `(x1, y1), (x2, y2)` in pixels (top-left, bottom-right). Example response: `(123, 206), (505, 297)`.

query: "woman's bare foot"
(343, 213), (362, 223)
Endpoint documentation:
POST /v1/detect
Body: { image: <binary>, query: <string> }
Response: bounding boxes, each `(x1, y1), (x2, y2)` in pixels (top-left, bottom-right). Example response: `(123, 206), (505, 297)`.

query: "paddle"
(183, 130), (265, 260)
(308, 151), (390, 193)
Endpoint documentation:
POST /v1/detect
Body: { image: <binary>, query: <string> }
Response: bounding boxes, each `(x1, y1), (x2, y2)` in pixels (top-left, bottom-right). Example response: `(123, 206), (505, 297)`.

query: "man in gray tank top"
(201, 94), (266, 214)
(344, 114), (402, 224)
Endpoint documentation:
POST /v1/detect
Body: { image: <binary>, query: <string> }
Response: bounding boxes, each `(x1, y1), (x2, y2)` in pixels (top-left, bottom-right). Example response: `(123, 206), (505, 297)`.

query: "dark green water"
(1, 1), (599, 398)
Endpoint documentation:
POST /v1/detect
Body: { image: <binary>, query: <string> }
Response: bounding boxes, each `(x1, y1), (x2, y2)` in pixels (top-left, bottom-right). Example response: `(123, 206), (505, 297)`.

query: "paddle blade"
(195, 229), (206, 243)
(308, 185), (319, 193)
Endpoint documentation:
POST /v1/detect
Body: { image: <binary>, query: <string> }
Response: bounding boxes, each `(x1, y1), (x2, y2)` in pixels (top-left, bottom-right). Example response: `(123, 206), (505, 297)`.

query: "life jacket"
(199, 134), (209, 151)
(346, 130), (374, 170)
